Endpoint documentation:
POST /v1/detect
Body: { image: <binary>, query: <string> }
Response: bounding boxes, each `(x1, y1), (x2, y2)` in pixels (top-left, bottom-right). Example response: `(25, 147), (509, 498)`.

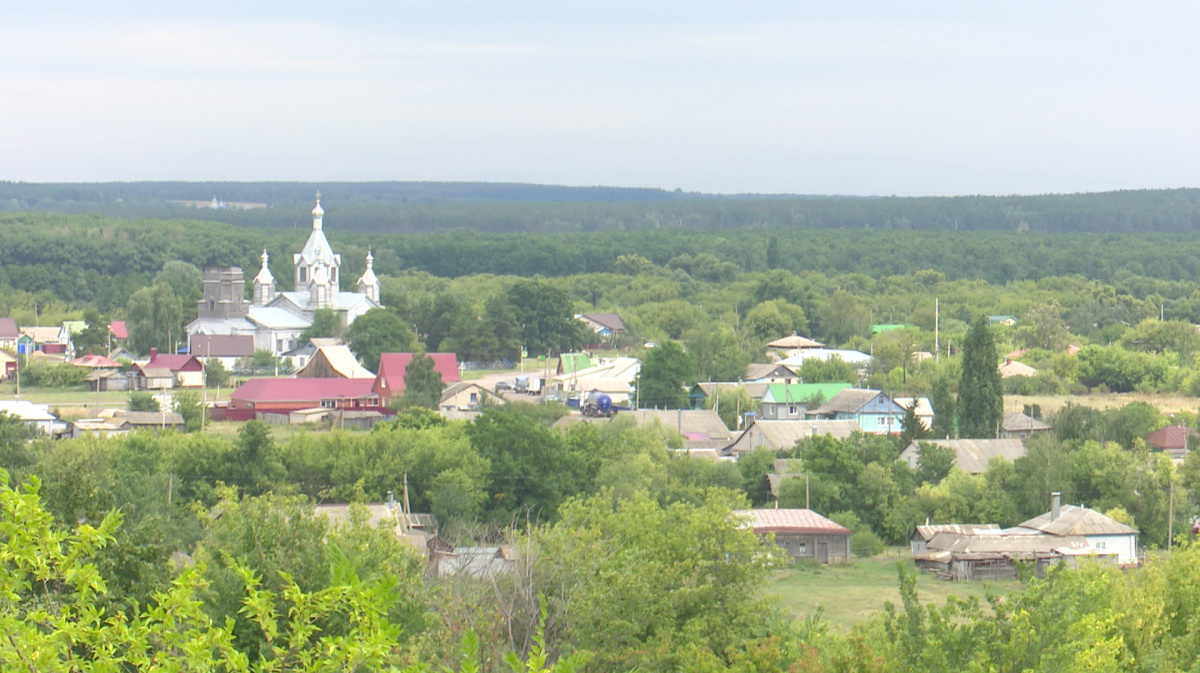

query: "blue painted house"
(805, 388), (905, 434)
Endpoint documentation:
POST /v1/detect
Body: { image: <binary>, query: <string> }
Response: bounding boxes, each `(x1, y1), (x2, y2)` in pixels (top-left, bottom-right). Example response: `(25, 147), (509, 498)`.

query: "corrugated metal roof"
(1146, 425), (1195, 451)
(734, 508), (851, 535)
(900, 439), (1027, 474)
(927, 532), (1092, 554)
(1019, 505), (1139, 537)
(912, 524), (1000, 542)
(812, 389), (886, 414)
(767, 335), (825, 349)
(1002, 412), (1050, 432)
(232, 377), (377, 404)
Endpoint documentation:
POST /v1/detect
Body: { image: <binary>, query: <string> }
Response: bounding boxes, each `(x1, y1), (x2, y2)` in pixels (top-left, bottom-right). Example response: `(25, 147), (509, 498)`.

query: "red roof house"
(72, 354), (121, 369)
(373, 353), (460, 405)
(109, 321), (129, 340)
(227, 378), (382, 417)
(735, 508), (852, 563)
(1146, 425), (1196, 459)
(135, 348), (206, 389)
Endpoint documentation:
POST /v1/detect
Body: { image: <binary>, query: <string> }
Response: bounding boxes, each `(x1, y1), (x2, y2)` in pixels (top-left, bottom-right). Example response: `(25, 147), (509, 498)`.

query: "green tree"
(897, 401), (930, 448)
(126, 283), (182, 356)
(466, 408), (582, 518)
(957, 316), (1002, 438)
(298, 307), (342, 343)
(204, 358), (231, 388)
(635, 340), (696, 409)
(173, 389), (205, 433)
(744, 298), (808, 342)
(930, 376), (956, 439)
(506, 279), (586, 355)
(73, 308), (111, 355)
(766, 235), (781, 270)
(345, 308), (419, 372)
(128, 391), (160, 412)
(914, 442), (956, 486)
(395, 353), (443, 410)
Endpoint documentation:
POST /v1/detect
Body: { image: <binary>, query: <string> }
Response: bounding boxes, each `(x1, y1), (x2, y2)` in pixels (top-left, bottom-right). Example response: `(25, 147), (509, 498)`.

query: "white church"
(186, 194), (382, 355)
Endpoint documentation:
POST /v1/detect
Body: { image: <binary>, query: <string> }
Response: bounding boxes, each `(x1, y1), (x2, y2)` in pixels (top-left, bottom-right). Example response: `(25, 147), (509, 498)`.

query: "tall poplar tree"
(958, 316), (1003, 438)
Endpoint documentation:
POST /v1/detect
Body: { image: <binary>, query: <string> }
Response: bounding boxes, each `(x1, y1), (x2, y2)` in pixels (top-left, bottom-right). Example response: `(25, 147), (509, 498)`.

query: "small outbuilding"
(736, 508), (851, 563)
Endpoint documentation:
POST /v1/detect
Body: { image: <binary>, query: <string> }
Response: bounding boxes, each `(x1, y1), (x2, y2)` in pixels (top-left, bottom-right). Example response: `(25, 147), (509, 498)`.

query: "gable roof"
(20, 326), (60, 344)
(145, 352), (203, 373)
(766, 335), (824, 349)
(109, 320), (128, 340)
(779, 348), (872, 367)
(912, 524), (1000, 542)
(761, 383), (853, 405)
(623, 409), (732, 441)
(812, 389), (900, 415)
(300, 345), (375, 379)
(1002, 411), (1051, 433)
(1019, 505), (1139, 537)
(732, 420), (862, 453)
(376, 353), (461, 394)
(735, 508), (850, 535)
(231, 377), (377, 404)
(901, 438), (1027, 474)
(0, 318), (18, 340)
(999, 359), (1038, 378)
(744, 363), (798, 381)
(190, 334), (256, 358)
(72, 354), (121, 369)
(577, 313), (625, 333)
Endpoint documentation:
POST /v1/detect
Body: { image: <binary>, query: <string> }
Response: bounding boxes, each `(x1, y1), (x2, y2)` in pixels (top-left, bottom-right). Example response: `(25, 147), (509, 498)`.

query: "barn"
(736, 508), (851, 563)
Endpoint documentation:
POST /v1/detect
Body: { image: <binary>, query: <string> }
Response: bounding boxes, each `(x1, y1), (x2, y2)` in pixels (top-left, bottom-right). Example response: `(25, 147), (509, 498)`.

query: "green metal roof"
(558, 353), (593, 375)
(870, 323), (912, 333)
(762, 382), (853, 404)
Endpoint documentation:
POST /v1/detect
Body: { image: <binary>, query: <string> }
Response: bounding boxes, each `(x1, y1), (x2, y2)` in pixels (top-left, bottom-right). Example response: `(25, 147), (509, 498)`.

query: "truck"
(514, 375), (542, 395)
(581, 391), (616, 418)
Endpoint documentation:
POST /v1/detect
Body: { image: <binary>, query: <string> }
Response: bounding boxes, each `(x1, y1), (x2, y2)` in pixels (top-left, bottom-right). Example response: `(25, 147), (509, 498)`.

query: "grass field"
(1008, 392), (1200, 415)
(765, 552), (1019, 630)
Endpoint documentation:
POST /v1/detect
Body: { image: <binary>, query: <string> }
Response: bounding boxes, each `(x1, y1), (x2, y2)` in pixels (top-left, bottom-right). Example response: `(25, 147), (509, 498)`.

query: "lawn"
(9, 385), (233, 419)
(765, 552), (1019, 630)
(1008, 392), (1200, 415)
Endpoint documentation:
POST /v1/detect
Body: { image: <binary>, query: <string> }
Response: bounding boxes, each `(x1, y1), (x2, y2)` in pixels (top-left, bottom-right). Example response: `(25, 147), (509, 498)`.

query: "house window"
(367, 396), (379, 406)
(789, 405), (797, 416)
(1096, 541), (1106, 549)
(470, 392), (478, 403)
(321, 399), (336, 409)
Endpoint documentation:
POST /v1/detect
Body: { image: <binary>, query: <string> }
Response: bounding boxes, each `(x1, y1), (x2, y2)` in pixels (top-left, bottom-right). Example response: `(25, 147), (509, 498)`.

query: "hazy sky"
(4, 2), (1199, 195)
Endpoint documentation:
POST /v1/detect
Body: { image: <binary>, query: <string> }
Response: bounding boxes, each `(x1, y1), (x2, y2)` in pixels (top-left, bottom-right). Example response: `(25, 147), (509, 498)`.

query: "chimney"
(1051, 492), (1061, 521)
(149, 347), (158, 360)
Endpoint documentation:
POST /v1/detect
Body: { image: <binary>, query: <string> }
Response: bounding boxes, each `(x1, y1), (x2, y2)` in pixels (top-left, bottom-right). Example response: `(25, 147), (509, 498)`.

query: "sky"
(4, 2), (1200, 195)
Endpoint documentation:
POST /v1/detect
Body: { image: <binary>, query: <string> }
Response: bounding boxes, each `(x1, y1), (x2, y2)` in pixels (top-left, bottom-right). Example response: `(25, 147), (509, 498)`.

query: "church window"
(331, 268), (338, 283)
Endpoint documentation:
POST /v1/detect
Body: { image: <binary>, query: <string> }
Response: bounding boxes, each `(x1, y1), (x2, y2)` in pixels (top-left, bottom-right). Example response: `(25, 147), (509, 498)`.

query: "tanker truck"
(581, 391), (616, 418)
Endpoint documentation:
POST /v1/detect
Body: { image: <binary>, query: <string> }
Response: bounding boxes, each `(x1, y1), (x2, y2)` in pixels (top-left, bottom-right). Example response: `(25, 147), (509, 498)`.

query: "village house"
(726, 419), (862, 458)
(805, 389), (905, 434)
(757, 383), (853, 420)
(1145, 424), (1196, 461)
(766, 334), (825, 359)
(999, 358), (1038, 378)
(1018, 493), (1139, 565)
(439, 381), (498, 413)
(296, 345), (375, 379)
(575, 313), (626, 346)
(374, 353), (461, 406)
(1000, 411), (1051, 440)
(914, 531), (1106, 581)
(223, 378), (383, 421)
(0, 318), (19, 351)
(189, 334), (256, 372)
(0, 400), (61, 435)
(909, 524), (1000, 556)
(135, 349), (205, 390)
(893, 396), (935, 430)
(736, 508), (851, 563)
(899, 438), (1027, 475)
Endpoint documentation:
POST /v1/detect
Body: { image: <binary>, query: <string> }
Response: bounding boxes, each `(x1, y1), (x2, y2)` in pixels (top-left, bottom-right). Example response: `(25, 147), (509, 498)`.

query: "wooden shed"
(736, 508), (851, 563)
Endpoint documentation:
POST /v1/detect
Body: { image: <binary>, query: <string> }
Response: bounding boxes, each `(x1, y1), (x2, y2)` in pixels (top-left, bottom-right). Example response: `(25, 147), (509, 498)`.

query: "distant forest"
(4, 181), (1200, 234)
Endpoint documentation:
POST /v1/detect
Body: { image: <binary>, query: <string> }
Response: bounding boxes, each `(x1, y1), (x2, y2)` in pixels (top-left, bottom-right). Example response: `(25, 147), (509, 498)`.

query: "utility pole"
(1169, 479), (1175, 551)
(935, 298), (940, 364)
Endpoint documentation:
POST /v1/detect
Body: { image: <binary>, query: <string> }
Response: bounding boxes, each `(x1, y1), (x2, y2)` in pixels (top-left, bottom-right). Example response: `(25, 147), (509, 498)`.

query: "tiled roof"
(735, 508), (851, 535)
(231, 377), (377, 404)
(1146, 425), (1196, 451)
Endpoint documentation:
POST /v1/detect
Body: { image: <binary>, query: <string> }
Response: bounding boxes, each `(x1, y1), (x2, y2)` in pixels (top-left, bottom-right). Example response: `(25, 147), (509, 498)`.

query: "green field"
(766, 552), (1020, 630)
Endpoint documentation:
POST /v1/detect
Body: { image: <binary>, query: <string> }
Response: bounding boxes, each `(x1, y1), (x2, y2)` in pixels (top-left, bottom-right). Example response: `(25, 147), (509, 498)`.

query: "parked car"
(495, 381), (514, 392)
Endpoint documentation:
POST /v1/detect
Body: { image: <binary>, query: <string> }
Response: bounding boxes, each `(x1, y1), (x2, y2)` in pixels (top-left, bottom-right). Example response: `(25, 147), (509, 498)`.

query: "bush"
(19, 361), (88, 388)
(850, 530), (885, 558)
(129, 392), (160, 412)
